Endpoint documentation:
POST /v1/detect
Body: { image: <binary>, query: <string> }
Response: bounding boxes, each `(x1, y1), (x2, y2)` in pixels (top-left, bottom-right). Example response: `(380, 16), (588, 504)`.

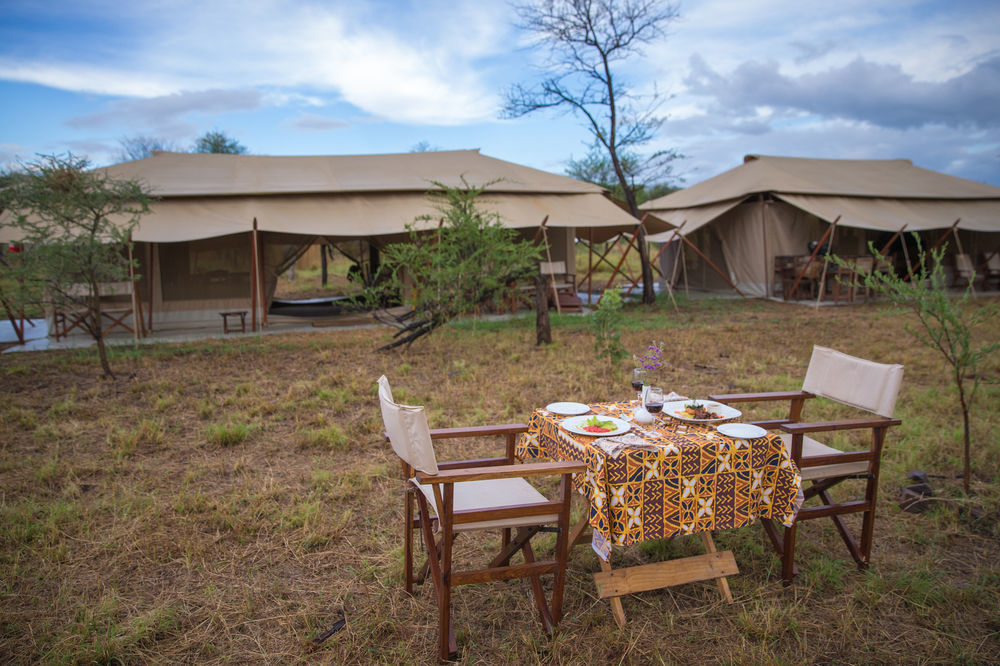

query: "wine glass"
(631, 368), (647, 401)
(644, 386), (664, 436)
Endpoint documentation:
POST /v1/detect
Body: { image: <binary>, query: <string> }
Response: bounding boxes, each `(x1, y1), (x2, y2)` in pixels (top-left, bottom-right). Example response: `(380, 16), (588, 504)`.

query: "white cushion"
(412, 477), (559, 532)
(378, 375), (438, 475)
(802, 345), (903, 417)
(780, 433), (870, 481)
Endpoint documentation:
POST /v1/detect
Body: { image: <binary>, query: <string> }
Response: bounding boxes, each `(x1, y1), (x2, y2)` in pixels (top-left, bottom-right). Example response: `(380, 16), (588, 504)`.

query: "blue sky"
(2, 0), (999, 187)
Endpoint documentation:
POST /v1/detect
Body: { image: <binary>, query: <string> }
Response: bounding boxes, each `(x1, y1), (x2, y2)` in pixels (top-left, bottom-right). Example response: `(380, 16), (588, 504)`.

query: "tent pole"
(127, 237), (142, 344)
(813, 222), (839, 308)
(541, 225), (561, 314)
(787, 216), (839, 300)
(250, 220), (259, 332)
(878, 224), (907, 257)
(679, 233), (745, 297)
(259, 232), (268, 328)
(597, 224), (642, 306)
(587, 228), (593, 306)
(951, 226), (976, 297)
(761, 195), (771, 298)
(146, 243), (155, 332)
(579, 235), (626, 286)
(681, 238), (689, 297)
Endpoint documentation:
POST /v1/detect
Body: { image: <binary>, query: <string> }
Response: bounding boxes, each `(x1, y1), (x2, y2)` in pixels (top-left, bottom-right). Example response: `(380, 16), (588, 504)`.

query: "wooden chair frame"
(393, 424), (584, 662)
(708, 390), (900, 584)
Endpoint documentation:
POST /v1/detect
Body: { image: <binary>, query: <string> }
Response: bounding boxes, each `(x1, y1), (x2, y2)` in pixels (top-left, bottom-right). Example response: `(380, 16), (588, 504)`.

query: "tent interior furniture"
(709, 345), (903, 585)
(829, 255), (875, 304)
(53, 281), (143, 341)
(378, 376), (584, 662)
(539, 260), (583, 312)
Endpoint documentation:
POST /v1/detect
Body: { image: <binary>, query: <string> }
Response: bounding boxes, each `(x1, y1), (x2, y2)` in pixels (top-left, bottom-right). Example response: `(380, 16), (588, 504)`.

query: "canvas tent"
(1, 149), (658, 332)
(641, 155), (1000, 297)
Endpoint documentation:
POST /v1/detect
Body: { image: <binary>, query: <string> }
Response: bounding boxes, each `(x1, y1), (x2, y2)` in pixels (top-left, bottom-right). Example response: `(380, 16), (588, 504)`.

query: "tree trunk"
(959, 379), (971, 493)
(637, 231), (655, 304)
(90, 301), (114, 379)
(535, 274), (551, 345)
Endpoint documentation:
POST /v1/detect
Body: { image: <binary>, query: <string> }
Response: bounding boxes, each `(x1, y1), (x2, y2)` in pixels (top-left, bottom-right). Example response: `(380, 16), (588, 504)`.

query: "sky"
(1, 0), (999, 188)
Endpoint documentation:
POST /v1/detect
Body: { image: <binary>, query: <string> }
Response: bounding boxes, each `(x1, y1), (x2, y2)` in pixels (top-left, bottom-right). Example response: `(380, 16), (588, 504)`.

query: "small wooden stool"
(220, 310), (248, 334)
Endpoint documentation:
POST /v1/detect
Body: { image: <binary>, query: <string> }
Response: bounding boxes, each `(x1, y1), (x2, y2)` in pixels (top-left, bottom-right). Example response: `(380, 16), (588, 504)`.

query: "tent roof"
(69, 150), (660, 244)
(642, 155), (1000, 236)
(103, 149), (600, 198)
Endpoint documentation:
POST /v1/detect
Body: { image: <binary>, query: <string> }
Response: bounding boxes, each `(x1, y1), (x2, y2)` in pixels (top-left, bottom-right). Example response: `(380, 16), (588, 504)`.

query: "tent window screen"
(159, 236), (250, 301)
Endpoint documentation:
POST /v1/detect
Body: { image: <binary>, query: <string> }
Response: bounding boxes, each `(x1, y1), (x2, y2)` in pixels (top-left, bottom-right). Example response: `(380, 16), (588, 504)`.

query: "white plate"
(560, 415), (631, 437)
(546, 401), (590, 416)
(717, 423), (767, 439)
(662, 400), (742, 424)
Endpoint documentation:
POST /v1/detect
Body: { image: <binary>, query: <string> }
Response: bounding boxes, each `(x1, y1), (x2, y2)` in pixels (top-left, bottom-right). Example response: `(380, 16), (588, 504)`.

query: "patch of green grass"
(108, 419), (165, 459)
(205, 420), (254, 447)
(296, 423), (348, 450)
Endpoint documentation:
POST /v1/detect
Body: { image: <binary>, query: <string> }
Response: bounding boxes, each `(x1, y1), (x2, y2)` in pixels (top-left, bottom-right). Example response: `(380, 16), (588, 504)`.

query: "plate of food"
(663, 400), (741, 424)
(561, 415), (631, 437)
(545, 402), (590, 416)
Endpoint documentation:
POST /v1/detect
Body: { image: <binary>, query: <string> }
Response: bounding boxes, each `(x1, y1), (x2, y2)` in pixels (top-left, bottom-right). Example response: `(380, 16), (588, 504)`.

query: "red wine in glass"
(631, 380), (644, 391)
(646, 402), (663, 413)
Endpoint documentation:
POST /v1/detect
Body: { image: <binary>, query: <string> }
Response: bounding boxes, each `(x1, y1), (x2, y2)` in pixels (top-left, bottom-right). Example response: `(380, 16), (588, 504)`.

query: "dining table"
(516, 399), (803, 627)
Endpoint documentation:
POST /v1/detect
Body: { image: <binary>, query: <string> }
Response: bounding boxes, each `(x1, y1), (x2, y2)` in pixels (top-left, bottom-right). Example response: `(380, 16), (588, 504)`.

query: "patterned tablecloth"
(516, 401), (803, 560)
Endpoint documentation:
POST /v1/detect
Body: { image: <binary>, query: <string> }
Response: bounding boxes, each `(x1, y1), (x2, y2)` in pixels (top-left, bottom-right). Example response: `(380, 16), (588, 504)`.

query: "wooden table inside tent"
(516, 401), (802, 627)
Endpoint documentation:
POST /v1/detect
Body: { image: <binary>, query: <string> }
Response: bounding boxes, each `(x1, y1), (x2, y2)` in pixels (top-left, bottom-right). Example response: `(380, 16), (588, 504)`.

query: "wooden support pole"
(250, 220), (259, 332)
(597, 224), (642, 306)
(878, 224), (907, 257)
(587, 228), (594, 306)
(259, 230), (268, 327)
(126, 238), (141, 343)
(951, 225), (976, 297)
(146, 242), (155, 333)
(679, 232), (746, 297)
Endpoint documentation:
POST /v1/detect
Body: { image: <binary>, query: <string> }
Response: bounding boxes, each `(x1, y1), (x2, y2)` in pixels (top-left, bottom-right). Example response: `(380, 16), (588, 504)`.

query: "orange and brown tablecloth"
(516, 401), (803, 560)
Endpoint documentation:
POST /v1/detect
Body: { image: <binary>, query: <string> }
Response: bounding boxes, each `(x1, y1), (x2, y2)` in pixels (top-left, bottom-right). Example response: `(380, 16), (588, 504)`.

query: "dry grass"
(2, 296), (999, 664)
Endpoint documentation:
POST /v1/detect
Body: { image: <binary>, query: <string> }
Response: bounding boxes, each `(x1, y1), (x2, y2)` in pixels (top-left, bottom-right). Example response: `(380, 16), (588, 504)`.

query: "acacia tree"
(116, 134), (180, 162)
(368, 182), (541, 350)
(193, 130), (248, 154)
(1, 154), (153, 377)
(503, 0), (681, 304)
(835, 242), (998, 493)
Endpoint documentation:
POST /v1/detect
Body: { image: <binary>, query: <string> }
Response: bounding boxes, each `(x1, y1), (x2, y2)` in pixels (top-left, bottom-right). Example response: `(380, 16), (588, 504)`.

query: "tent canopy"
(94, 149), (658, 243)
(642, 155), (1000, 240)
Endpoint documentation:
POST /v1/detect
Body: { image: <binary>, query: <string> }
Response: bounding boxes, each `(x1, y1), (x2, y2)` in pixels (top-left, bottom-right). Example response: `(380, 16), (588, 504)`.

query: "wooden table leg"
(699, 532), (734, 603)
(598, 557), (628, 629)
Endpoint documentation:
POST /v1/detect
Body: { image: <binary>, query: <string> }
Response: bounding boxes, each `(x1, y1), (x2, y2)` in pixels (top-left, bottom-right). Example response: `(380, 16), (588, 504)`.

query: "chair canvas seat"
(411, 477), (559, 531)
(778, 434), (869, 481)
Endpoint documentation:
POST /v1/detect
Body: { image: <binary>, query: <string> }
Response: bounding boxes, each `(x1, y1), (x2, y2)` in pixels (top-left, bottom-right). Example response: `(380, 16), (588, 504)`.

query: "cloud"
(284, 113), (350, 132)
(684, 53), (1000, 130)
(0, 1), (509, 126)
(65, 89), (262, 129)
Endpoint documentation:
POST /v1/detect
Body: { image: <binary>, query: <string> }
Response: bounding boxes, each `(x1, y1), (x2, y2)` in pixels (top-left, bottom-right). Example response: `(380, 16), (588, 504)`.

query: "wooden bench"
(220, 310), (248, 334)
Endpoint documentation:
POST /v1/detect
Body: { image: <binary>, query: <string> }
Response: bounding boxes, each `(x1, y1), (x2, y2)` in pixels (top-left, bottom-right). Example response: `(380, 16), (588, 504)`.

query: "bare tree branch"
(502, 0), (681, 304)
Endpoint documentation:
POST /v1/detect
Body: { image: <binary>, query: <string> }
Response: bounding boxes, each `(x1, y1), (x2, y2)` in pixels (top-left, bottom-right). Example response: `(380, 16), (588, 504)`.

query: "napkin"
(594, 433), (660, 458)
(664, 391), (688, 401)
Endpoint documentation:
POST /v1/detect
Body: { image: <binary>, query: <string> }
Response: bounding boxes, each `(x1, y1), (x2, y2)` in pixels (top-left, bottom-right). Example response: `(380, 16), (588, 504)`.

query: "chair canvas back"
(801, 346), (904, 418)
(377, 375), (439, 474)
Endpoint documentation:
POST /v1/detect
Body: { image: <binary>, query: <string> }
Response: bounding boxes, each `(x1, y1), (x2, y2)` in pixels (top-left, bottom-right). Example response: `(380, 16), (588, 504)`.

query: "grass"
(1, 296), (999, 663)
